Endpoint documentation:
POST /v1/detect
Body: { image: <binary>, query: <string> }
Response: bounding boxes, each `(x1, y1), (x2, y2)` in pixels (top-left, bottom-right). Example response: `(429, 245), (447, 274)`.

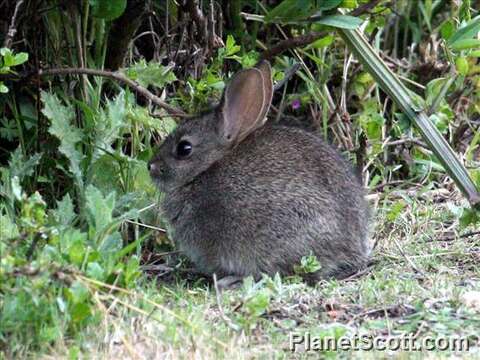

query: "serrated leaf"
(123, 60), (177, 88)
(85, 185), (115, 236)
(92, 92), (126, 160)
(8, 147), (42, 180)
(41, 92), (84, 189)
(55, 194), (76, 227)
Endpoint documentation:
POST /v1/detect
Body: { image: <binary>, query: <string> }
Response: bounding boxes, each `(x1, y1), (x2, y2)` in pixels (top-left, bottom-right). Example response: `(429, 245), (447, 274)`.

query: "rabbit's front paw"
(215, 275), (244, 291)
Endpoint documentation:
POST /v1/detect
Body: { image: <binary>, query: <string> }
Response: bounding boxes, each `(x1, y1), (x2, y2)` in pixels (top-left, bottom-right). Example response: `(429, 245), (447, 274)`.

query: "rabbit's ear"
(255, 60), (273, 123)
(219, 63), (272, 144)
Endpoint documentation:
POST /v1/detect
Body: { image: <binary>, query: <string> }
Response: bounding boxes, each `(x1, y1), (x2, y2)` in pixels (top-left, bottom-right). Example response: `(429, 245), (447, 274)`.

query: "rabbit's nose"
(148, 160), (163, 176)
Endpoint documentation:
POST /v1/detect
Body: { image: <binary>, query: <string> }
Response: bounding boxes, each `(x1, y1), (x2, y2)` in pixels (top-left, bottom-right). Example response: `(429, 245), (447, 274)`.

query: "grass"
(16, 186), (478, 359)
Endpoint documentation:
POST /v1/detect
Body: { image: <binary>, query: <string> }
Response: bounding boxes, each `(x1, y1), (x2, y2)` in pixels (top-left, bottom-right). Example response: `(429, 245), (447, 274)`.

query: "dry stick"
(3, 0), (26, 48)
(184, 0), (208, 45)
(38, 68), (186, 117)
(212, 274), (241, 331)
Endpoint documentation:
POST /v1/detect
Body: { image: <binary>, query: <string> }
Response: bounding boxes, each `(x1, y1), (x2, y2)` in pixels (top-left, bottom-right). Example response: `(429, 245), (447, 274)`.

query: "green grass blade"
(338, 27), (480, 207)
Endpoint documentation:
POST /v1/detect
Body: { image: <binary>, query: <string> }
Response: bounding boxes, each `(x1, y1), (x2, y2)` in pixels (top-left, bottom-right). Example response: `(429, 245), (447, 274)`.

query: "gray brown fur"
(149, 61), (370, 281)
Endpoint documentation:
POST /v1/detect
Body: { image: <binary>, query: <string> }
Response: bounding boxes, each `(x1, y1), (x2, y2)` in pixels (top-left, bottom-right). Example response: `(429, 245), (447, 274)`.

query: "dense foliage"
(0, 0), (479, 357)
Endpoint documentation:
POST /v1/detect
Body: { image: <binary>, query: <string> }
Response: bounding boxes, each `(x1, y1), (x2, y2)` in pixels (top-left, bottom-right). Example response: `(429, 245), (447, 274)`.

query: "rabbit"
(148, 61), (370, 287)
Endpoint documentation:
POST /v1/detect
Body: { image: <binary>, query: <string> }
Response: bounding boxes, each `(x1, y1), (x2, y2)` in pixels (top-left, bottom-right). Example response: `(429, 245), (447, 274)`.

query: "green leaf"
(92, 92), (126, 160)
(387, 201), (406, 221)
(12, 52), (28, 66)
(245, 289), (271, 317)
(305, 35), (335, 49)
(85, 185), (115, 236)
(123, 60), (177, 88)
(225, 35), (241, 56)
(54, 194), (76, 227)
(90, 0), (127, 21)
(314, 14), (362, 29)
(0, 83), (8, 93)
(70, 302), (91, 323)
(450, 39), (480, 51)
(265, 0), (311, 22)
(8, 147), (42, 180)
(318, 0), (343, 10)
(69, 281), (89, 304)
(86, 262), (105, 280)
(448, 16), (480, 46)
(455, 57), (469, 76)
(440, 20), (455, 41)
(41, 92), (84, 189)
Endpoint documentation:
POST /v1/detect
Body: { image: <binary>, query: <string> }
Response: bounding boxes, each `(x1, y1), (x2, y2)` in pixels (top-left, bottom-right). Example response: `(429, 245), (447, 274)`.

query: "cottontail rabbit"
(149, 61), (370, 285)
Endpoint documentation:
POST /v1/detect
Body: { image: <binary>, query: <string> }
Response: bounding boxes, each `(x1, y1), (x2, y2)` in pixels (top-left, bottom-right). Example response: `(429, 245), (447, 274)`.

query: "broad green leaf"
(450, 38), (480, 51)
(448, 16), (480, 46)
(0, 83), (8, 93)
(314, 14), (362, 29)
(69, 280), (89, 303)
(319, 0), (343, 10)
(265, 0), (311, 22)
(90, 154), (122, 194)
(86, 262), (105, 280)
(41, 92), (84, 189)
(70, 302), (91, 323)
(90, 0), (127, 21)
(12, 52), (28, 66)
(440, 20), (455, 40)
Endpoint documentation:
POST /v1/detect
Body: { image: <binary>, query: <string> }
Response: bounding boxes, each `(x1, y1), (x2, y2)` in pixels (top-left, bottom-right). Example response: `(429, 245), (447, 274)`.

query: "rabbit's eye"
(176, 140), (193, 158)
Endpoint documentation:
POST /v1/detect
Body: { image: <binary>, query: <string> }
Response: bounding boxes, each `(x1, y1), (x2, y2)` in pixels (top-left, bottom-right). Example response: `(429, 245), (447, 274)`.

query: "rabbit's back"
(163, 125), (370, 279)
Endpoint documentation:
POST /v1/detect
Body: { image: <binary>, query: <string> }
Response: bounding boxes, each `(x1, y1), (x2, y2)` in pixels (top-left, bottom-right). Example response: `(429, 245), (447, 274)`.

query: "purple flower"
(291, 99), (301, 110)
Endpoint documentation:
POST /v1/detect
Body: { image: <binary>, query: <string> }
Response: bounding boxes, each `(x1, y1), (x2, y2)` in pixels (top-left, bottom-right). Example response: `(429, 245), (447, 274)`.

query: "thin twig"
(37, 67), (186, 116)
(124, 219), (166, 232)
(261, 31), (327, 61)
(3, 0), (26, 48)
(393, 238), (426, 277)
(213, 274), (241, 331)
(273, 63), (301, 91)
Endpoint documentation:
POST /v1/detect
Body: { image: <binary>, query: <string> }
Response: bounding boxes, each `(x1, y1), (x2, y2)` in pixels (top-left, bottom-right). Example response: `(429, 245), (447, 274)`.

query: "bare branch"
(3, 0), (26, 48)
(38, 68), (186, 117)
